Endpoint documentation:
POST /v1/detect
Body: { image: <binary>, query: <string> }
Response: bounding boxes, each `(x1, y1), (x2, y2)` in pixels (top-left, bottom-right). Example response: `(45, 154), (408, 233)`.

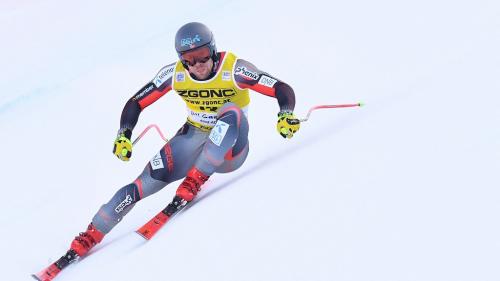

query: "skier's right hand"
(113, 129), (132, 161)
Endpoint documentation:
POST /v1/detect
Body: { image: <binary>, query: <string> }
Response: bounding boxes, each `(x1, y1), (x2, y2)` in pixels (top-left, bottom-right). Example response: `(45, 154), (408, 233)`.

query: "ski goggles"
(180, 46), (212, 67)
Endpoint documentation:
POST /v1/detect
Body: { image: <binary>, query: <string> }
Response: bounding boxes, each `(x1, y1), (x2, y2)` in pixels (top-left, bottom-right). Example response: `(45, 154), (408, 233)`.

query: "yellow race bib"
(172, 52), (250, 131)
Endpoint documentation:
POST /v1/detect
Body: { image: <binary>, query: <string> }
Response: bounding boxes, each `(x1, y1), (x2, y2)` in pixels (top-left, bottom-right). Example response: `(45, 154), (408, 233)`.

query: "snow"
(1, 0), (499, 280)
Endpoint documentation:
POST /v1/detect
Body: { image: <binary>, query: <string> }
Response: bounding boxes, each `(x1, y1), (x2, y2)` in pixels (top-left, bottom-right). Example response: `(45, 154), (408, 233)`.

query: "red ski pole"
(299, 102), (363, 122)
(132, 124), (169, 146)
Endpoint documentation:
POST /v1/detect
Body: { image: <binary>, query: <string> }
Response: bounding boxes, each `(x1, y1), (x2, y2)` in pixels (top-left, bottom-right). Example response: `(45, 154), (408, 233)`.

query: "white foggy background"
(1, 0), (499, 280)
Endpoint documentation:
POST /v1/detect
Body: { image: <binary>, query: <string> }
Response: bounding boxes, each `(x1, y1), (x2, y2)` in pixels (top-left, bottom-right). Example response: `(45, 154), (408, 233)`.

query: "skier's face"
(181, 47), (214, 80)
(187, 58), (213, 80)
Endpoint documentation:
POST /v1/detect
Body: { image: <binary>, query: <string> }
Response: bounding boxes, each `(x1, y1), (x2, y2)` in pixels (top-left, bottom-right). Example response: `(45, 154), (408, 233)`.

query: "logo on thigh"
(209, 120), (230, 146)
(150, 152), (164, 170)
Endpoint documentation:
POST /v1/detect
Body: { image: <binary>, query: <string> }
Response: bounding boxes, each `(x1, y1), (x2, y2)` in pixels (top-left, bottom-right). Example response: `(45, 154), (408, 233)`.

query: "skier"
(40, 22), (300, 277)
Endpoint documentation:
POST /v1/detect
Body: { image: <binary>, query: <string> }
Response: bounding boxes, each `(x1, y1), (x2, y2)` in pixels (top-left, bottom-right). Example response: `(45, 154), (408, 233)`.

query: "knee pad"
(217, 103), (244, 128)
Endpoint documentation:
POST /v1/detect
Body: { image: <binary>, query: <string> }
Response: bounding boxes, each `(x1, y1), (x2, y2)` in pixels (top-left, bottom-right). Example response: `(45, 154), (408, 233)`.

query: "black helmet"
(175, 22), (218, 67)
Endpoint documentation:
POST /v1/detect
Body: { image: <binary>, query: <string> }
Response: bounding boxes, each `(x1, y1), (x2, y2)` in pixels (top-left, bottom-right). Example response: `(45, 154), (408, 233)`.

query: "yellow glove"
(277, 111), (300, 139)
(113, 130), (132, 161)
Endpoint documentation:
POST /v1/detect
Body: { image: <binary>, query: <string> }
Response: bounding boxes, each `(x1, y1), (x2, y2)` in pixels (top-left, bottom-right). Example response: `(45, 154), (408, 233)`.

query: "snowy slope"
(1, 0), (500, 280)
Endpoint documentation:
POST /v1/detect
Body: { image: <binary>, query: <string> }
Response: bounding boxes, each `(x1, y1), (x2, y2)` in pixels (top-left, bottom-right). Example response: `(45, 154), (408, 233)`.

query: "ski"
(136, 195), (188, 240)
(32, 250), (79, 281)
(33, 196), (189, 279)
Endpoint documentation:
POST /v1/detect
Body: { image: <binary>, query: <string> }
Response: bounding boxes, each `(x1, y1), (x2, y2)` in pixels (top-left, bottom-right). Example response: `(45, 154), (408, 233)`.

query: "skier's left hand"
(276, 111), (300, 139)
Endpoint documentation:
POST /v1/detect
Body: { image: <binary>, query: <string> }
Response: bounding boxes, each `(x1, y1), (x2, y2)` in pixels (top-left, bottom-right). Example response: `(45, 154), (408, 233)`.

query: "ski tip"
(136, 230), (152, 240)
(31, 274), (42, 281)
